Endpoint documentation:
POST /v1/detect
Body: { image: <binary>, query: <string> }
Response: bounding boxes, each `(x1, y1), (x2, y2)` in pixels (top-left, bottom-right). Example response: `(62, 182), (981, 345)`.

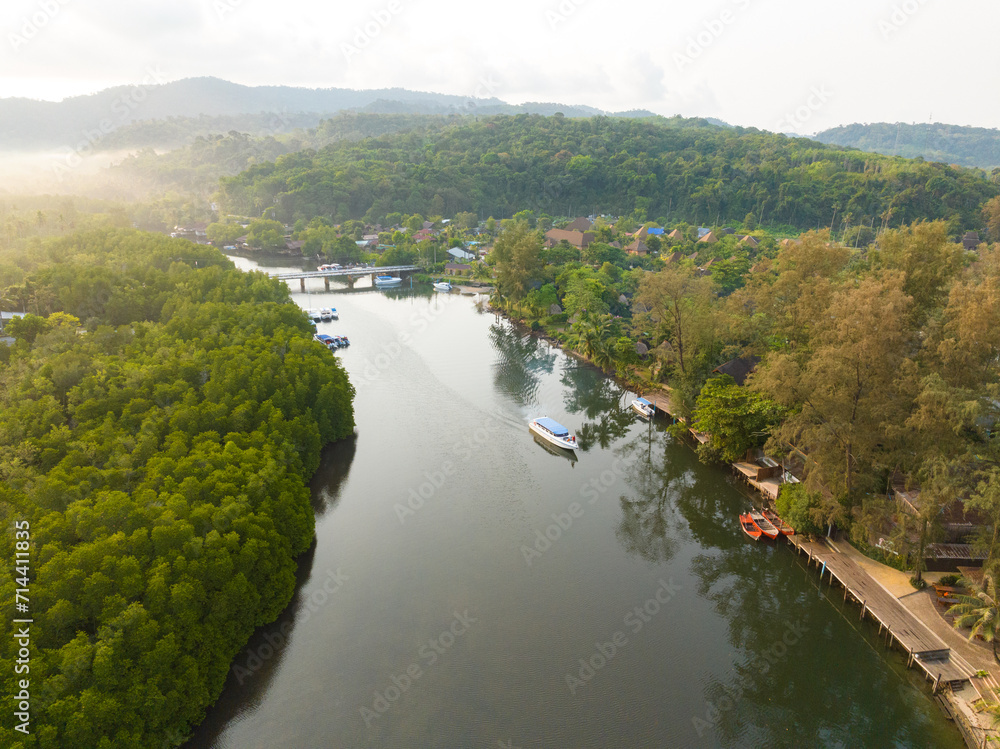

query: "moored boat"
(306, 309), (322, 322)
(762, 507), (794, 536)
(320, 308), (335, 321)
(529, 417), (578, 451)
(740, 513), (763, 540)
(749, 510), (780, 540)
(433, 280), (453, 292)
(375, 275), (403, 287)
(314, 333), (337, 349)
(631, 397), (655, 418)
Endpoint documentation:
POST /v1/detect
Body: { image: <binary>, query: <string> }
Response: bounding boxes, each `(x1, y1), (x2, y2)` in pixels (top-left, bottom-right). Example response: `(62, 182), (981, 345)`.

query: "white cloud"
(0, 0), (997, 131)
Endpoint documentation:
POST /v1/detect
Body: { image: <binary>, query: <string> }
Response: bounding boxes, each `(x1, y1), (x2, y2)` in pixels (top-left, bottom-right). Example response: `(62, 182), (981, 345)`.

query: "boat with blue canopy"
(529, 417), (578, 451)
(631, 397), (655, 418)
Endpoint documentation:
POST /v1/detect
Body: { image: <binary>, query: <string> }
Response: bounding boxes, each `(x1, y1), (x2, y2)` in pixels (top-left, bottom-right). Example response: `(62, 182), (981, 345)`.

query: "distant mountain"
(813, 122), (1000, 171)
(0, 77), (656, 151)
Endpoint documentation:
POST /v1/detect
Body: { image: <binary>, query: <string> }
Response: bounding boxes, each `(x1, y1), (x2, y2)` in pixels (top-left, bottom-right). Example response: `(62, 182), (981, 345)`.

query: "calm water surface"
(187, 258), (963, 748)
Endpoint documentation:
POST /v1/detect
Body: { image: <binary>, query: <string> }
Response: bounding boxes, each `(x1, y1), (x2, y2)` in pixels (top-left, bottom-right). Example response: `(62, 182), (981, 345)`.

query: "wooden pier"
(732, 461), (781, 500)
(642, 389), (681, 421)
(789, 535), (971, 689)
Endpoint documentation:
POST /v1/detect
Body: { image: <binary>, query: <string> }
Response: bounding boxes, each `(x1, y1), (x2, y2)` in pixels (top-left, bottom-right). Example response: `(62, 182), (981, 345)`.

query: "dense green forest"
(0, 230), (354, 747)
(217, 115), (999, 233)
(815, 122), (1000, 171)
(485, 216), (1000, 575)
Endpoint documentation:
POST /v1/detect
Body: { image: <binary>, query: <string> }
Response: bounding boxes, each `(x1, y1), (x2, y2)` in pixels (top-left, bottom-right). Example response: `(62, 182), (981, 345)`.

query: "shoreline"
(491, 303), (989, 748)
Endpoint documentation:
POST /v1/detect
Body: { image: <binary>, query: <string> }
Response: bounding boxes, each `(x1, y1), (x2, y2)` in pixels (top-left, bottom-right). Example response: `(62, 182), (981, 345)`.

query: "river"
(186, 256), (963, 748)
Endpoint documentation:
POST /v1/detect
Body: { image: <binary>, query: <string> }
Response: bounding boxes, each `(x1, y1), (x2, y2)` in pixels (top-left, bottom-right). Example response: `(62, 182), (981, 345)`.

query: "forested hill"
(0, 77), (653, 151)
(218, 115), (999, 232)
(0, 230), (355, 748)
(814, 122), (1000, 171)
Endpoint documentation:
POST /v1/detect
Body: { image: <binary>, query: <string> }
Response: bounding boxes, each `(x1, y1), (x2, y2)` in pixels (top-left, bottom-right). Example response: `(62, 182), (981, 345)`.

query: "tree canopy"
(0, 229), (354, 748)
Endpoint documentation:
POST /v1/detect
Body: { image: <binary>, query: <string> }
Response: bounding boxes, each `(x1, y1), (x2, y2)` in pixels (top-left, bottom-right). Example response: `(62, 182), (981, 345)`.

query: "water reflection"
(530, 432), (578, 465)
(309, 435), (357, 516)
(675, 457), (962, 747)
(560, 362), (634, 450)
(614, 427), (682, 564)
(690, 544), (957, 747)
(380, 284), (431, 301)
(488, 323), (556, 406)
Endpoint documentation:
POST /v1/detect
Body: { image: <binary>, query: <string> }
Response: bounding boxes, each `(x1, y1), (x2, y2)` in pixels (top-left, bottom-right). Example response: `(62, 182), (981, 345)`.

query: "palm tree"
(471, 262), (492, 283)
(949, 572), (1000, 664)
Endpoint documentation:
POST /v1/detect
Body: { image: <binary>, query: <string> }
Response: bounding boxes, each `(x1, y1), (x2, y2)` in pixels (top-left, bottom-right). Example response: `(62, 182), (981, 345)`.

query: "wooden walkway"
(732, 462), (781, 500)
(789, 535), (971, 689)
(641, 389), (681, 420)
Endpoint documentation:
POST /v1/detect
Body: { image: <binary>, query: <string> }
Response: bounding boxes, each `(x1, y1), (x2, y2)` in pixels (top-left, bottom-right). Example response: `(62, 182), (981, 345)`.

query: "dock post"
(933, 673), (941, 694)
(844, 585), (848, 602)
(300, 278), (306, 292)
(860, 600), (866, 621)
(324, 277), (330, 291)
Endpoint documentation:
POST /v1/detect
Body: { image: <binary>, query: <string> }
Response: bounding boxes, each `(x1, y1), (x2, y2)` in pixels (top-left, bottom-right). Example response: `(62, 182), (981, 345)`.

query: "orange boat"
(762, 507), (795, 536)
(740, 513), (763, 541)
(748, 510), (780, 540)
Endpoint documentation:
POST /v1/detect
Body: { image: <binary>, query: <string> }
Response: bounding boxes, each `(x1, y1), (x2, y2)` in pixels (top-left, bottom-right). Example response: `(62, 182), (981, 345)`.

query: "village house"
(544, 228), (595, 249)
(963, 231), (981, 251)
(170, 223), (210, 244)
(625, 238), (649, 256)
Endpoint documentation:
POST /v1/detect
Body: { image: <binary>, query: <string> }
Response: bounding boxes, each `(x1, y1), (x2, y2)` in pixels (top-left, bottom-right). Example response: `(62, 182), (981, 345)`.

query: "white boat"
(317, 263), (342, 271)
(306, 309), (322, 322)
(631, 397), (655, 418)
(529, 417), (578, 451)
(433, 280), (453, 292)
(375, 275), (403, 288)
(320, 308), (334, 321)
(326, 307), (339, 320)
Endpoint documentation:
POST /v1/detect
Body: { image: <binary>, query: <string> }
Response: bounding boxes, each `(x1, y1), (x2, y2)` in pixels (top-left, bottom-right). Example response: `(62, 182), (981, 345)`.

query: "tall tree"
(872, 220), (965, 318)
(633, 264), (715, 378)
(491, 221), (542, 303)
(692, 374), (783, 463)
(754, 272), (916, 505)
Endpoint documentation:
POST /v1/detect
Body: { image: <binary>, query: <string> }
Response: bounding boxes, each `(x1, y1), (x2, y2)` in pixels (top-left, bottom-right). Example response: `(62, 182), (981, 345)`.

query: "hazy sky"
(3, 0), (999, 133)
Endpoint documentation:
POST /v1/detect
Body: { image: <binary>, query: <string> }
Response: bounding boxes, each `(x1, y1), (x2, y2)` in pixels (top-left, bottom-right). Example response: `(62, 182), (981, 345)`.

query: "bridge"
(268, 265), (422, 291)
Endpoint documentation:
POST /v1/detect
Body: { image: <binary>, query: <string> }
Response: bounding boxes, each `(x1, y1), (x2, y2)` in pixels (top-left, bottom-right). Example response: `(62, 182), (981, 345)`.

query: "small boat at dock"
(433, 280), (453, 292)
(740, 513), (763, 541)
(631, 397), (655, 418)
(762, 507), (794, 536)
(529, 417), (578, 451)
(375, 275), (403, 287)
(748, 510), (780, 540)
